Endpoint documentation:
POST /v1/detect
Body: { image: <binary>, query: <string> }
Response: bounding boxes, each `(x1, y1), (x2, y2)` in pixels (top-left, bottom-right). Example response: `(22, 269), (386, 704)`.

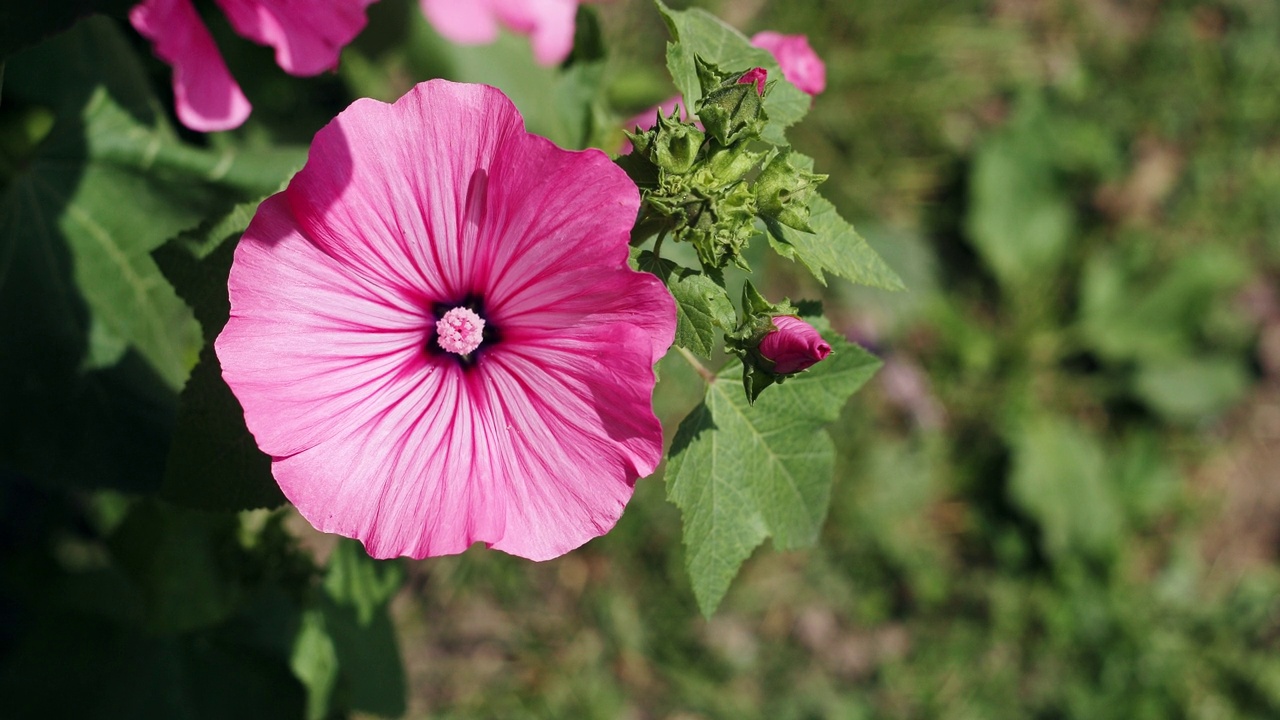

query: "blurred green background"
(388, 0), (1280, 717)
(3, 0), (1280, 718)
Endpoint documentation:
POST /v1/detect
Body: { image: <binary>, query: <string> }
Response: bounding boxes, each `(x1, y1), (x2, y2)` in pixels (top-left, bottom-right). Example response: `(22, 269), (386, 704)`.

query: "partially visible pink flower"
(751, 31), (826, 97)
(759, 316), (831, 373)
(421, 0), (579, 66)
(129, 0), (375, 131)
(737, 67), (768, 95)
(216, 79), (676, 561)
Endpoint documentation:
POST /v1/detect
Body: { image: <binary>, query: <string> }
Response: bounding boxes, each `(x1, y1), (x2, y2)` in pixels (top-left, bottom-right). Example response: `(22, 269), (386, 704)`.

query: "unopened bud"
(759, 315), (831, 373)
(698, 71), (769, 146)
(644, 107), (704, 174)
(754, 151), (826, 232)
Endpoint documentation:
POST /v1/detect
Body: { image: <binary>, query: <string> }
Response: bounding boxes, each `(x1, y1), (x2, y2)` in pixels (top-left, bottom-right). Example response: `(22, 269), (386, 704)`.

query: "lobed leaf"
(666, 329), (882, 614)
(153, 202), (285, 511)
(639, 250), (735, 357)
(767, 192), (906, 290)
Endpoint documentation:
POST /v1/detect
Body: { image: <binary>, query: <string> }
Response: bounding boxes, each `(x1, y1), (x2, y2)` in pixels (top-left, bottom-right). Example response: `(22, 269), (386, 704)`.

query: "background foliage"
(3, 0), (1280, 718)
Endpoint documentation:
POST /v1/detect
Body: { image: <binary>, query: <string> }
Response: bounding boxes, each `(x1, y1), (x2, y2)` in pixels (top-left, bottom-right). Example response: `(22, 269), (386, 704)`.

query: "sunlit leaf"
(666, 329), (881, 614)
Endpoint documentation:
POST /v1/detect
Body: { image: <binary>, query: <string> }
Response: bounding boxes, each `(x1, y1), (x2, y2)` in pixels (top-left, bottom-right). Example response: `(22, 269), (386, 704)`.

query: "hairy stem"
(676, 346), (716, 384)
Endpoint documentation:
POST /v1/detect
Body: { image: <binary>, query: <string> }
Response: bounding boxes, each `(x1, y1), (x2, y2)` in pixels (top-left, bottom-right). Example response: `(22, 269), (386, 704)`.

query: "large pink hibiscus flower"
(129, 0), (375, 131)
(420, 0), (579, 66)
(216, 80), (675, 561)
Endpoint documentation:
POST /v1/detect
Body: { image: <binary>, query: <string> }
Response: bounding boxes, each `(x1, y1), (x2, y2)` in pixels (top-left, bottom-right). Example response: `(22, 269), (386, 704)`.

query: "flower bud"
(694, 144), (766, 190)
(758, 315), (831, 374)
(648, 106), (704, 174)
(698, 69), (769, 146)
(754, 151), (826, 232)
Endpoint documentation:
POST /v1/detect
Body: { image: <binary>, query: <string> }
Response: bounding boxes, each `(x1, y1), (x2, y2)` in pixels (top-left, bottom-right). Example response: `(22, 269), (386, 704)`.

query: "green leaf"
(107, 500), (245, 634)
(1133, 355), (1249, 423)
(964, 97), (1074, 288)
(666, 329), (882, 614)
(655, 0), (810, 145)
(0, 19), (300, 490)
(320, 540), (407, 717)
(639, 250), (735, 357)
(152, 202), (285, 511)
(1007, 416), (1122, 563)
(0, 0), (133, 61)
(767, 192), (905, 289)
(291, 609), (341, 720)
(323, 539), (405, 627)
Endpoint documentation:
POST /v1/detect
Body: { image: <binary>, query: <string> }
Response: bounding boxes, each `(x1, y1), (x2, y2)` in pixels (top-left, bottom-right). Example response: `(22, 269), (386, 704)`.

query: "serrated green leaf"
(666, 330), (882, 614)
(151, 201), (284, 511)
(639, 250), (734, 357)
(0, 19), (300, 491)
(766, 189), (904, 289)
(655, 0), (810, 145)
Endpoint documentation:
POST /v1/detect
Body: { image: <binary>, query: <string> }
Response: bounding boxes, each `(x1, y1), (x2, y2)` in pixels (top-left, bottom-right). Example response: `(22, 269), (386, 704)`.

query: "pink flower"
(750, 31), (826, 97)
(216, 79), (675, 561)
(420, 0), (579, 66)
(759, 316), (831, 374)
(129, 0), (375, 131)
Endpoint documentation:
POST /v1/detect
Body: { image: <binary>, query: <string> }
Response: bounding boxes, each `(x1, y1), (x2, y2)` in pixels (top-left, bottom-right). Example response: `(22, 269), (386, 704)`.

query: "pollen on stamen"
(436, 307), (486, 355)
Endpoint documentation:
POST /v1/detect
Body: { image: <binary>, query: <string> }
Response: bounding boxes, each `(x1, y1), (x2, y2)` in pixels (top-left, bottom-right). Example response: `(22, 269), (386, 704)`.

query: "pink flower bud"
(759, 316), (831, 374)
(737, 67), (768, 95)
(750, 32), (826, 97)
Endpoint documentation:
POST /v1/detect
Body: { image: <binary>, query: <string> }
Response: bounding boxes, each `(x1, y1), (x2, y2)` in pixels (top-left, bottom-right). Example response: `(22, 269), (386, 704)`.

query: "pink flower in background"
(751, 31), (826, 97)
(129, 0), (375, 131)
(420, 0), (579, 66)
(216, 80), (675, 561)
(760, 316), (831, 373)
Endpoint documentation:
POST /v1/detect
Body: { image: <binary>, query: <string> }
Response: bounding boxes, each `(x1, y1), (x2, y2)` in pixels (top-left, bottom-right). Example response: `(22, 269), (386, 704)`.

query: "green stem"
(677, 346), (716, 384)
(652, 228), (668, 263)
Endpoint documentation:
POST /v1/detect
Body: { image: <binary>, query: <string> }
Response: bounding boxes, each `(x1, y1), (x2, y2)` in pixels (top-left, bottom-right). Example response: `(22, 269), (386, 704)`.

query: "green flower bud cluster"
(619, 56), (827, 274)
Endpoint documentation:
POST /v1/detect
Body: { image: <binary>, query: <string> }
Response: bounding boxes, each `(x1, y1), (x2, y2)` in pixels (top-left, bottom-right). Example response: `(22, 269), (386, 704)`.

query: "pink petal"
(419, 0), (501, 44)
(284, 82), (525, 303)
(276, 323), (663, 561)
(751, 31), (827, 97)
(216, 194), (432, 458)
(215, 0), (374, 76)
(129, 0), (251, 132)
